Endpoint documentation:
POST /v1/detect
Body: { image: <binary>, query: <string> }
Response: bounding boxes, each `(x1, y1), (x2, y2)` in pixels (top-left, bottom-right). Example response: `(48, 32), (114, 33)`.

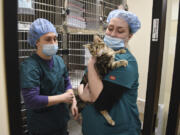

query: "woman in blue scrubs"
(20, 18), (78, 135)
(78, 9), (141, 135)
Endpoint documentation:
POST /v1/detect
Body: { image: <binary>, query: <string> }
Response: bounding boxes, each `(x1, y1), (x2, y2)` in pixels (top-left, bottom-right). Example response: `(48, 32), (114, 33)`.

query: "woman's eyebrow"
(117, 26), (128, 29)
(108, 25), (114, 27)
(108, 25), (127, 29)
(44, 35), (57, 39)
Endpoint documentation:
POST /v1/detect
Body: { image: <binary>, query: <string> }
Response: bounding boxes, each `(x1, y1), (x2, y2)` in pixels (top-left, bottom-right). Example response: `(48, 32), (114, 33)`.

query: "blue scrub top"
(82, 49), (141, 135)
(20, 54), (70, 134)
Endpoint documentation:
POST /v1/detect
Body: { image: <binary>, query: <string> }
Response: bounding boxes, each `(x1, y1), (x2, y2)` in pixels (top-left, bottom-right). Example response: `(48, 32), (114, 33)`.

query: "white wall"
(158, 0), (179, 134)
(127, 0), (179, 134)
(0, 0), (10, 135)
(127, 0), (153, 99)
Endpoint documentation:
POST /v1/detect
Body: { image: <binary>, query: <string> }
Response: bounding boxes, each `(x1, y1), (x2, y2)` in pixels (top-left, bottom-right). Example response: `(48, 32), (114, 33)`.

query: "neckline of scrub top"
(34, 53), (53, 61)
(33, 53), (54, 70)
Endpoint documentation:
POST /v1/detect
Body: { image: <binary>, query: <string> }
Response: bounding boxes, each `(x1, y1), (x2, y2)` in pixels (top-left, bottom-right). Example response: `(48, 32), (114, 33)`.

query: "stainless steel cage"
(67, 34), (93, 89)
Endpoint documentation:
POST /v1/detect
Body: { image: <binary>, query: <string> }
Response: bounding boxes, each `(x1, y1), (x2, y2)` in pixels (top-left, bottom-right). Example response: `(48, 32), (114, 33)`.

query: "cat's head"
(84, 35), (106, 57)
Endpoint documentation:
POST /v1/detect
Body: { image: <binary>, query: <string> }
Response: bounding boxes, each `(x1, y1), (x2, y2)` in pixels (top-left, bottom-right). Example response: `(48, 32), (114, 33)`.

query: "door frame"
(165, 1), (180, 135)
(6, 0), (179, 135)
(3, 0), (22, 134)
(142, 0), (167, 135)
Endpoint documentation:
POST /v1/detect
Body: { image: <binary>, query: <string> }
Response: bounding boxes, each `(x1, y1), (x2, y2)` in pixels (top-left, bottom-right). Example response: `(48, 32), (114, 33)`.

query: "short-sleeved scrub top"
(82, 49), (141, 135)
(20, 54), (70, 134)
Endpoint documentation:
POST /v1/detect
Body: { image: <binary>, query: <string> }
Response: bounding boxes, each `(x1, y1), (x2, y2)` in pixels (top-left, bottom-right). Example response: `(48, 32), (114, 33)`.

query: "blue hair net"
(27, 18), (58, 46)
(107, 9), (141, 34)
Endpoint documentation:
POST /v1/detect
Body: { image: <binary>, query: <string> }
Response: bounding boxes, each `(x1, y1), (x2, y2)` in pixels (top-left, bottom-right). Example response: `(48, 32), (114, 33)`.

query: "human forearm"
(94, 80), (127, 111)
(48, 89), (74, 106)
(47, 94), (66, 106)
(22, 87), (48, 109)
(88, 63), (103, 102)
(22, 87), (74, 109)
(78, 84), (93, 102)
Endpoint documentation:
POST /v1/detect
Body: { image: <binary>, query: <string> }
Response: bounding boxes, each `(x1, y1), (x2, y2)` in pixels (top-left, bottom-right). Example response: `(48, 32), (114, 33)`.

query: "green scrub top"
(20, 54), (70, 134)
(82, 49), (141, 135)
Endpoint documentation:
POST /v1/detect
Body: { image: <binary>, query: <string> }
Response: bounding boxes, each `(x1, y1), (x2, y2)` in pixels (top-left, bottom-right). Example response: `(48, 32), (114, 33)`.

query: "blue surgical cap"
(107, 9), (141, 34)
(27, 18), (58, 46)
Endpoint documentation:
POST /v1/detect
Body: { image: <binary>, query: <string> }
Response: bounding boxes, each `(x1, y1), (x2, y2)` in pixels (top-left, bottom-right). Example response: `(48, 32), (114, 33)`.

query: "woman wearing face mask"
(20, 18), (78, 135)
(78, 9), (141, 135)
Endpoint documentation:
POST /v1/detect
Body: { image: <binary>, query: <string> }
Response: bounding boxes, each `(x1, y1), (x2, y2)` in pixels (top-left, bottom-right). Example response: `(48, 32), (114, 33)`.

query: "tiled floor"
(68, 117), (83, 135)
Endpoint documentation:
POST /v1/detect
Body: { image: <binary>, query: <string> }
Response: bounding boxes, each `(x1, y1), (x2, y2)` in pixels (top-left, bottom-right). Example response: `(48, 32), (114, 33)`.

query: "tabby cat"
(77, 35), (128, 126)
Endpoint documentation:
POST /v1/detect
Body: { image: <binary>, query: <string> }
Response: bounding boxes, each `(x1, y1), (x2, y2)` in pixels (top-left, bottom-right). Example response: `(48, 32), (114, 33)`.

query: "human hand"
(62, 90), (74, 104)
(71, 102), (79, 120)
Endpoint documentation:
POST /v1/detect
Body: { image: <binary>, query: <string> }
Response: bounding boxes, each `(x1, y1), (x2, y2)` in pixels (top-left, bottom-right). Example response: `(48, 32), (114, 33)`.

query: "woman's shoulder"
(20, 55), (40, 70)
(115, 48), (137, 62)
(21, 55), (36, 64)
(104, 49), (139, 88)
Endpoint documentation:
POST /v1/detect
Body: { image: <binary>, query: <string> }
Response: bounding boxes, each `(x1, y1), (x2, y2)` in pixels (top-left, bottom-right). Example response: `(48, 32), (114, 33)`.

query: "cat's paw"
(121, 49), (126, 53)
(120, 60), (128, 67)
(118, 49), (126, 54)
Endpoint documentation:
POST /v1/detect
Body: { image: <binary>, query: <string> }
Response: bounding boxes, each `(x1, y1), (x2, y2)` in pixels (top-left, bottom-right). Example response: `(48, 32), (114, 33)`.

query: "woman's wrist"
(88, 57), (96, 66)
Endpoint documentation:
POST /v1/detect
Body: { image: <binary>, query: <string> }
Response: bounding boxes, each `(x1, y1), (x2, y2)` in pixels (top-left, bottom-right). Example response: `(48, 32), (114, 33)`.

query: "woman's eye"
(54, 38), (57, 41)
(45, 37), (57, 42)
(46, 38), (51, 42)
(118, 30), (124, 33)
(108, 27), (113, 31)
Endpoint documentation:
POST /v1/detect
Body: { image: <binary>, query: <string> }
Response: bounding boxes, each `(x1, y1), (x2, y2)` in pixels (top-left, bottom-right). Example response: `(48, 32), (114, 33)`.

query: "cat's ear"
(94, 35), (103, 43)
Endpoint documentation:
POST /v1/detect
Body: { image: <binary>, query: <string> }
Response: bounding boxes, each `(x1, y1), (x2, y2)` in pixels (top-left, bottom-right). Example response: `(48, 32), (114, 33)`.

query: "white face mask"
(42, 44), (58, 56)
(103, 35), (125, 50)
